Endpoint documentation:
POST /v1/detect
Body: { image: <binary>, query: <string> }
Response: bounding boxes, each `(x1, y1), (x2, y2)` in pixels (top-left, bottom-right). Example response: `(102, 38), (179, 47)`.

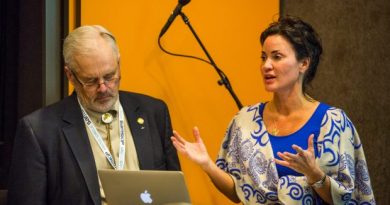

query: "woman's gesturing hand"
(274, 134), (324, 182)
(171, 127), (213, 170)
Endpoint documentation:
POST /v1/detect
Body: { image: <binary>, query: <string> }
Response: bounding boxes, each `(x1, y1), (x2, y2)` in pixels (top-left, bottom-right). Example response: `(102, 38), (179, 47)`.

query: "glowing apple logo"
(140, 190), (153, 204)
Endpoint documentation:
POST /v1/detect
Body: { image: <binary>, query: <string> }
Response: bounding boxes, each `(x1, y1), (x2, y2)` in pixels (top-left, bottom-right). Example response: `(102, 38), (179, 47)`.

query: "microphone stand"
(179, 12), (243, 110)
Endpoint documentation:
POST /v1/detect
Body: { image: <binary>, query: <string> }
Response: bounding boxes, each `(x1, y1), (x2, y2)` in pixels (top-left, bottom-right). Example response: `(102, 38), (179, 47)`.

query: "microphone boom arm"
(179, 12), (243, 110)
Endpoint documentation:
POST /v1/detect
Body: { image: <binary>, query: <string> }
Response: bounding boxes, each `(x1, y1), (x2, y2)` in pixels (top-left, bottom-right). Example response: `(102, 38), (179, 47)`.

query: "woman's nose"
(262, 58), (273, 71)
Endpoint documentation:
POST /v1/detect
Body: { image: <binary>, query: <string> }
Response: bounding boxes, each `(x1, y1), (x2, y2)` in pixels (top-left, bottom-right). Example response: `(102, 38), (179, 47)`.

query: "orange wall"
(75, 0), (278, 204)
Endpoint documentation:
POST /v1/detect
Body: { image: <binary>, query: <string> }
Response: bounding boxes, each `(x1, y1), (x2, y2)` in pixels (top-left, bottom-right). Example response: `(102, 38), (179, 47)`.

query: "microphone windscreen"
(179, 0), (191, 6)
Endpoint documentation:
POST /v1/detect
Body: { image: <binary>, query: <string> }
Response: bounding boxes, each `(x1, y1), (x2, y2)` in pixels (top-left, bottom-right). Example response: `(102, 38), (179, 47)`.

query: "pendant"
(271, 127), (279, 135)
(270, 119), (280, 135)
(102, 112), (113, 124)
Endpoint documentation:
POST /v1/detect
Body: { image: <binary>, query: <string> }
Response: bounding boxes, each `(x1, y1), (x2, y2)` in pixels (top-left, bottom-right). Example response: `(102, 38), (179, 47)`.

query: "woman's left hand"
(274, 134), (323, 182)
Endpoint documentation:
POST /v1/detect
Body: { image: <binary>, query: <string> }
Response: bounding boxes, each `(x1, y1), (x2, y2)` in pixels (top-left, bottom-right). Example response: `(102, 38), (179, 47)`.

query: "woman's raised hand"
(274, 134), (324, 181)
(171, 127), (213, 169)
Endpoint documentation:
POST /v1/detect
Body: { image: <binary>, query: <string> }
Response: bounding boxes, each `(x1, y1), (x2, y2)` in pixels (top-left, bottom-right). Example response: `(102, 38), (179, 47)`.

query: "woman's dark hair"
(260, 16), (323, 95)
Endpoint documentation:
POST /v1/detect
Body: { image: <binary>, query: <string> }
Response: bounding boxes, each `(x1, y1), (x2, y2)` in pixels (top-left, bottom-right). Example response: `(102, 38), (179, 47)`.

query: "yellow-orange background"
(69, 0), (278, 204)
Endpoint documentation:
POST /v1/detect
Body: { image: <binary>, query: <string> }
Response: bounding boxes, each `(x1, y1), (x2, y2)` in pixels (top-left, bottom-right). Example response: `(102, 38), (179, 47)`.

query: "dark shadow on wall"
(0, 0), (46, 189)
(0, 0), (20, 190)
(281, 0), (390, 204)
(0, 0), (68, 190)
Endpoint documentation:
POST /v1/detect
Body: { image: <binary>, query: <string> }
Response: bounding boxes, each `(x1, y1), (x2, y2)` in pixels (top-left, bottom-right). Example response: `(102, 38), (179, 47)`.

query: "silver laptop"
(98, 169), (191, 205)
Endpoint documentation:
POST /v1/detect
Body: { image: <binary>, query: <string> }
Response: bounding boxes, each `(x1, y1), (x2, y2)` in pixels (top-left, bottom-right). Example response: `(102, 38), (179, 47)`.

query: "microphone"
(159, 0), (191, 37)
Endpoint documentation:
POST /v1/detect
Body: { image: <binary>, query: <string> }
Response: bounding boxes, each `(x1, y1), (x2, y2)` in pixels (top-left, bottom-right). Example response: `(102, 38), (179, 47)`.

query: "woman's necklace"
(270, 119), (280, 135)
(268, 102), (281, 136)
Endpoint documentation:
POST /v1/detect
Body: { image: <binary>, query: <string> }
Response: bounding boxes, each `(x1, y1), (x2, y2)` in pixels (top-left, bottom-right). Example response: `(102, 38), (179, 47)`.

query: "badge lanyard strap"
(78, 99), (126, 170)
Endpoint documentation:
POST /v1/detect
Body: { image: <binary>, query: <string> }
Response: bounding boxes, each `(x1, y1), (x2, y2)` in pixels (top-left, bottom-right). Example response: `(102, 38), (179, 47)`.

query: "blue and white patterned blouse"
(216, 102), (376, 204)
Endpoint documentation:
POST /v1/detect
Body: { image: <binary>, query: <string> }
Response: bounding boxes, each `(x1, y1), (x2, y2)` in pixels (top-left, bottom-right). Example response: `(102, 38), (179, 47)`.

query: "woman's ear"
(299, 58), (310, 73)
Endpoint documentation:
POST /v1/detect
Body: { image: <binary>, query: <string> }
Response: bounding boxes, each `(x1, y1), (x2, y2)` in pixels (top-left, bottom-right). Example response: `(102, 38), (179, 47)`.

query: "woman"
(171, 16), (375, 204)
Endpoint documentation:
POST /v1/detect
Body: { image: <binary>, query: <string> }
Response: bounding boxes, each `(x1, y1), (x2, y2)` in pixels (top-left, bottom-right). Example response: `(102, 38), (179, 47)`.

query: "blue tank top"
(259, 102), (330, 177)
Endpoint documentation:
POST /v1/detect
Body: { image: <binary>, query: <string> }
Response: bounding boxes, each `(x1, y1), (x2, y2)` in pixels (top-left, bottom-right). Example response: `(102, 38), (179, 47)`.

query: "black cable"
(157, 12), (243, 110)
(158, 35), (212, 65)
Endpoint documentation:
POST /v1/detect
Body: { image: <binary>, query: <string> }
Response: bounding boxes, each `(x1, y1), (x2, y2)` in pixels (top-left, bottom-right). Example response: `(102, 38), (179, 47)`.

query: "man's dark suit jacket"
(7, 91), (180, 205)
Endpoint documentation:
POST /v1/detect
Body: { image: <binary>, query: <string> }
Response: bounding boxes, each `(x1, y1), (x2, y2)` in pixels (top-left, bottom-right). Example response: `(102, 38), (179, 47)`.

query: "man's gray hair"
(63, 25), (119, 70)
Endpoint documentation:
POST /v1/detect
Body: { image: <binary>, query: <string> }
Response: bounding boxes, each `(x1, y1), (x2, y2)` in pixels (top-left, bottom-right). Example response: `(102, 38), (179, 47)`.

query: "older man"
(7, 25), (180, 205)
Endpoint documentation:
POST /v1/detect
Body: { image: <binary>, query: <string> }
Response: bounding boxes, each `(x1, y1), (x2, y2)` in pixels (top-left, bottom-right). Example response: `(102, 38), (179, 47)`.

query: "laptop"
(98, 169), (192, 205)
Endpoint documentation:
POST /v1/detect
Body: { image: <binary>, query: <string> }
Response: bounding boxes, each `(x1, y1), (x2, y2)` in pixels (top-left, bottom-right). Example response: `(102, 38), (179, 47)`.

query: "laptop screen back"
(98, 169), (191, 205)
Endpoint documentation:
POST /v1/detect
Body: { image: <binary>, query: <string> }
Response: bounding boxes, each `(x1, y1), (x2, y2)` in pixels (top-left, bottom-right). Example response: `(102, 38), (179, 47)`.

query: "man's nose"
(96, 79), (108, 92)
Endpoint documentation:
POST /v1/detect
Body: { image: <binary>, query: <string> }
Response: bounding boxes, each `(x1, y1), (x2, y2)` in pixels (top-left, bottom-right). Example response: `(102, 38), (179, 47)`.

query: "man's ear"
(299, 58), (310, 73)
(64, 66), (75, 86)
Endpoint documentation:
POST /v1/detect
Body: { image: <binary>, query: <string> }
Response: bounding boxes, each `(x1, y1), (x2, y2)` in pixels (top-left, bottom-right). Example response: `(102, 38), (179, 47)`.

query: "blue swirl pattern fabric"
(216, 103), (376, 204)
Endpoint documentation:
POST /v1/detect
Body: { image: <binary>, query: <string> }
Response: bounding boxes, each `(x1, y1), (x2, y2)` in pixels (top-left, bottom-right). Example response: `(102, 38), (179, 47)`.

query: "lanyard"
(78, 99), (126, 170)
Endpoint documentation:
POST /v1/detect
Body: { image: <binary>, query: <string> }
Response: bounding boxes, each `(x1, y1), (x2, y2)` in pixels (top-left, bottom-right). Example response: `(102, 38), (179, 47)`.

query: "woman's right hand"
(171, 127), (213, 170)
(172, 127), (241, 202)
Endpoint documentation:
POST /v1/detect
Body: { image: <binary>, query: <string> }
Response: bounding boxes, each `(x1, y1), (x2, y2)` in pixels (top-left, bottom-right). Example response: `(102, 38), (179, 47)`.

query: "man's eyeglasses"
(70, 69), (120, 90)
